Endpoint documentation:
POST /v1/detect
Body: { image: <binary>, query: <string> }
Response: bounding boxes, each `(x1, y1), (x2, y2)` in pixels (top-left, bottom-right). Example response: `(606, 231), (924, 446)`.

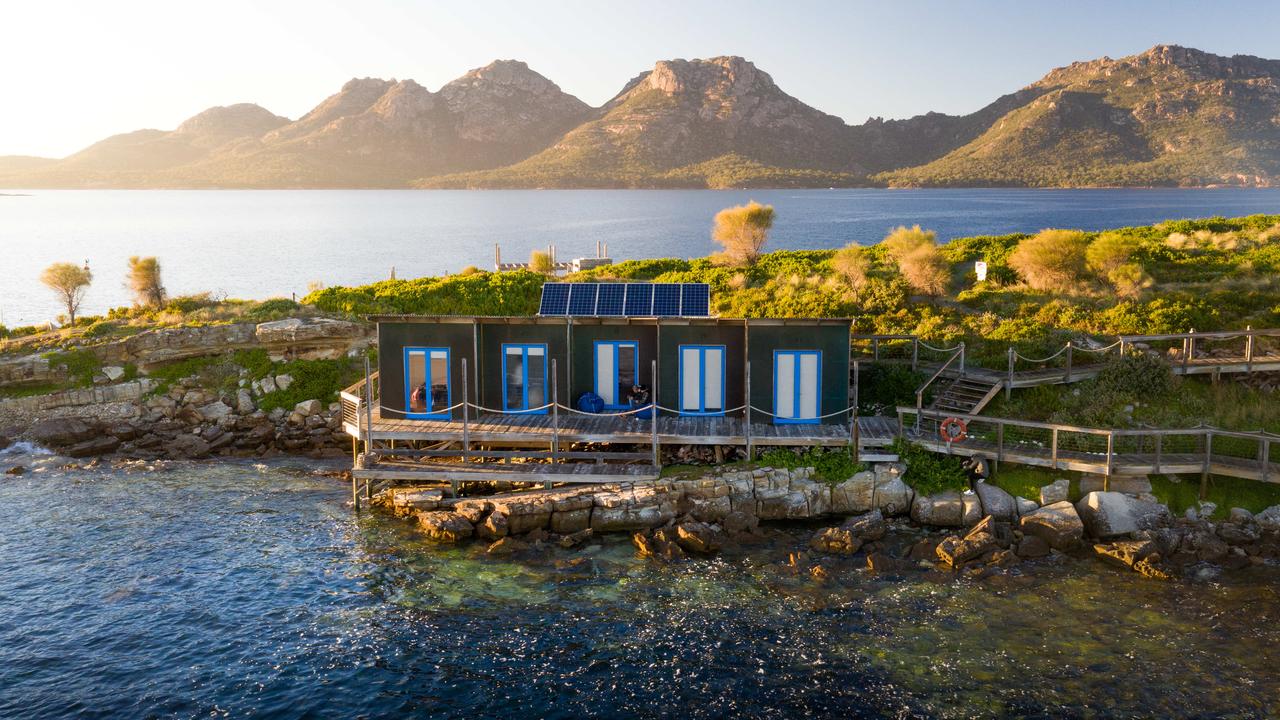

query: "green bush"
(44, 348), (103, 387)
(245, 298), (301, 319)
(257, 357), (362, 412)
(1095, 352), (1174, 399)
(758, 446), (866, 485)
(857, 364), (926, 415)
(164, 293), (219, 315)
(891, 438), (970, 496)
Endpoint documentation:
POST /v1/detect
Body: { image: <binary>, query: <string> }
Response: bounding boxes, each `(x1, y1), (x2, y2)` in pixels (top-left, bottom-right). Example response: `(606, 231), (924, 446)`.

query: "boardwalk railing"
(896, 406), (1279, 493)
(914, 342), (966, 428)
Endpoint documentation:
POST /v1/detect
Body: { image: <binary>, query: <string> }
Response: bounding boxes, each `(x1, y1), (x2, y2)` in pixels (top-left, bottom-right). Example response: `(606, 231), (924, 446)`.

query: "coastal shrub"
(891, 438), (970, 496)
(127, 256), (167, 309)
(44, 348), (103, 387)
(1107, 263), (1154, 300)
(758, 446), (865, 485)
(82, 320), (122, 339)
(1095, 352), (1174, 400)
(711, 201), (775, 266)
(882, 226), (950, 296)
(529, 250), (554, 275)
(1008, 229), (1091, 293)
(1085, 231), (1142, 277)
(245, 298), (301, 319)
(164, 293), (219, 315)
(856, 364), (926, 415)
(257, 357), (361, 412)
(830, 243), (870, 288)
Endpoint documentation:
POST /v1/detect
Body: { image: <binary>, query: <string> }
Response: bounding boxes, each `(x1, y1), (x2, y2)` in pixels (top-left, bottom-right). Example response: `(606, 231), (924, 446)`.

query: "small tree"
(127, 256), (166, 308)
(880, 225), (949, 296)
(1086, 232), (1141, 277)
(1008, 229), (1090, 292)
(40, 261), (93, 324)
(830, 243), (870, 289)
(529, 250), (554, 275)
(712, 201), (775, 265)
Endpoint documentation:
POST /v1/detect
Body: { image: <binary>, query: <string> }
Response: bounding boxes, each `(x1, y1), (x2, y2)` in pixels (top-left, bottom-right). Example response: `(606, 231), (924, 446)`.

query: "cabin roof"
(368, 314), (853, 326)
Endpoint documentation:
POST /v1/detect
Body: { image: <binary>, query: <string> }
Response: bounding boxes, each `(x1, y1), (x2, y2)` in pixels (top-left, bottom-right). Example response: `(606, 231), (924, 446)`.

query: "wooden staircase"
(928, 376), (1003, 417)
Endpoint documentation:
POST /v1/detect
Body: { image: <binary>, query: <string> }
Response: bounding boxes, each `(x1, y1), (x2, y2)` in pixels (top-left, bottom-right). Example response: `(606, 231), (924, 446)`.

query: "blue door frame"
(677, 344), (727, 417)
(593, 340), (638, 409)
(773, 349), (821, 425)
(403, 346), (452, 420)
(501, 343), (549, 415)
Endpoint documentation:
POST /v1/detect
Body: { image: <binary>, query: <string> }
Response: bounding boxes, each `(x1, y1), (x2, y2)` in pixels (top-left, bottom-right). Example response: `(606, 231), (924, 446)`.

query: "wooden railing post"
(1063, 342), (1073, 383)
(1154, 433), (1162, 474)
(1006, 347), (1015, 400)
(1105, 432), (1114, 490)
(959, 342), (966, 374)
(1263, 437), (1271, 483)
(897, 409), (905, 439)
(551, 358), (559, 454)
(873, 338), (880, 362)
(850, 360), (859, 461)
(1246, 325), (1255, 375)
(650, 360), (660, 468)
(1051, 428), (1059, 470)
(996, 422), (1004, 464)
(1185, 328), (1195, 373)
(911, 339), (919, 372)
(461, 358), (470, 462)
(744, 360), (753, 461)
(1201, 429), (1212, 500)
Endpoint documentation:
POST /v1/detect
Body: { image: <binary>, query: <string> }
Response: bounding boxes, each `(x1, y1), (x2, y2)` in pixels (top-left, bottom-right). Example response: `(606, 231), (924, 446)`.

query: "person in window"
(410, 383), (427, 412)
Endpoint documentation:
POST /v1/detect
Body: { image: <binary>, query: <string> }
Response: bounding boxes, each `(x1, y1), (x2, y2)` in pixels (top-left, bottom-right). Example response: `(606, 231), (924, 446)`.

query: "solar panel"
(538, 282), (710, 317)
(538, 283), (570, 316)
(681, 283), (710, 316)
(652, 284), (682, 316)
(623, 283), (653, 316)
(568, 283), (599, 315)
(596, 284), (625, 316)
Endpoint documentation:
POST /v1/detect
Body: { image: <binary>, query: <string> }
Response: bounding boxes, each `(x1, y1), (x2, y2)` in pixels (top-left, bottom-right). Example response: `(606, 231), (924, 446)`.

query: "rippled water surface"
(1, 457), (1278, 718)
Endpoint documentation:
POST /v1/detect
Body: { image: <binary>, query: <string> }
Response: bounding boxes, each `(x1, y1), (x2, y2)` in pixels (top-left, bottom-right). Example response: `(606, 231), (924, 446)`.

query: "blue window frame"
(773, 350), (821, 425)
(677, 344), (726, 416)
(593, 340), (639, 409)
(501, 343), (549, 415)
(403, 346), (451, 420)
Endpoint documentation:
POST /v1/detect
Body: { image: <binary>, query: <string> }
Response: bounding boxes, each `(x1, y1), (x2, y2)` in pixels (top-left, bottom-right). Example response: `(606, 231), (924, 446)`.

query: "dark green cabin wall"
(477, 321), (569, 410)
(656, 323), (747, 416)
(747, 324), (851, 424)
(568, 323), (658, 403)
(376, 321), (474, 419)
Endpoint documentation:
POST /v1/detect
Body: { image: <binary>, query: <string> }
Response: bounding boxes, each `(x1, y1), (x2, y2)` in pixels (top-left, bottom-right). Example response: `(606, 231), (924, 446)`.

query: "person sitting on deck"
(410, 383), (427, 412)
(628, 384), (651, 420)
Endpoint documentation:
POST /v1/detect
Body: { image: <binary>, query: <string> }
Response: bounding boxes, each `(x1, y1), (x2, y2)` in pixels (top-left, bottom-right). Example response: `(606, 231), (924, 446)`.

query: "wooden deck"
(348, 406), (866, 447)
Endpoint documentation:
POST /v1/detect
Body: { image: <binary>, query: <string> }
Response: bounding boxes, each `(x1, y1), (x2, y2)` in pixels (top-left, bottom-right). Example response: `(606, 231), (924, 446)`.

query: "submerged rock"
(675, 522), (724, 554)
(1093, 539), (1156, 569)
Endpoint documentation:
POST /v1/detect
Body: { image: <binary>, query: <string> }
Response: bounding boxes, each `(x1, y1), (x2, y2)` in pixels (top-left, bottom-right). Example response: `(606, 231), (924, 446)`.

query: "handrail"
(913, 343), (965, 429)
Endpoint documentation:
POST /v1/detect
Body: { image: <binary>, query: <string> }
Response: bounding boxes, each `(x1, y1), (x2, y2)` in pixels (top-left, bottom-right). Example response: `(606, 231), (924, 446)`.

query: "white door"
(775, 350), (820, 423)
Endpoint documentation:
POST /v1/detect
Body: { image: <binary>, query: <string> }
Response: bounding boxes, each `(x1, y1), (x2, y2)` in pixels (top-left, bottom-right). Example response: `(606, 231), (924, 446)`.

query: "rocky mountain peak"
(444, 59), (562, 96)
(174, 103), (288, 140)
(644, 56), (770, 96)
(368, 79), (437, 121)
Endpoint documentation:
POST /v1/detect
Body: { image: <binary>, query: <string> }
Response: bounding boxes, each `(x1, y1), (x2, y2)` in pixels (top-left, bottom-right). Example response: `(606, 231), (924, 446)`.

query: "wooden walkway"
(894, 407), (1280, 485)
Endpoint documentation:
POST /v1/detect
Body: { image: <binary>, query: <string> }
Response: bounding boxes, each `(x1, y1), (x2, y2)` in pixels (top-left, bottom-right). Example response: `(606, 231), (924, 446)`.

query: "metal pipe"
(461, 358), (470, 461)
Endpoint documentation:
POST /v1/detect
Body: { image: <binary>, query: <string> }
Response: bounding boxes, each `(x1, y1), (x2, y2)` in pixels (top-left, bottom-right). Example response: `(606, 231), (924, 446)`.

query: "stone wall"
(0, 380), (155, 422)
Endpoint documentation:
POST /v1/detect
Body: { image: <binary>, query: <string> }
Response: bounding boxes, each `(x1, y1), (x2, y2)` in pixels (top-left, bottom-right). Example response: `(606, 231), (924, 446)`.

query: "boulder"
(253, 376), (278, 395)
(810, 527), (862, 555)
(1016, 535), (1051, 558)
(675, 522), (724, 554)
(294, 399), (323, 416)
(936, 525), (998, 567)
(866, 552), (904, 573)
(1217, 523), (1260, 546)
(198, 401), (234, 422)
(165, 434), (211, 459)
(873, 464), (914, 515)
(633, 528), (684, 561)
(910, 490), (965, 527)
(1019, 501), (1084, 551)
(550, 508), (592, 534)
(27, 418), (98, 447)
(1015, 496), (1039, 518)
(1256, 505), (1280, 531)
(688, 495), (732, 523)
(961, 490), (983, 526)
(235, 389), (255, 414)
(591, 503), (672, 532)
(756, 488), (811, 520)
(1093, 539), (1156, 569)
(1079, 474), (1152, 496)
(1039, 479), (1070, 506)
(275, 374), (294, 391)
(477, 511), (509, 540)
(451, 499), (491, 524)
(975, 482), (1016, 522)
(64, 435), (121, 458)
(841, 509), (886, 541)
(1076, 492), (1171, 539)
(1228, 507), (1254, 525)
(722, 509), (759, 536)
(492, 497), (554, 534)
(830, 470), (875, 514)
(417, 511), (474, 542)
(101, 365), (126, 382)
(389, 488), (443, 512)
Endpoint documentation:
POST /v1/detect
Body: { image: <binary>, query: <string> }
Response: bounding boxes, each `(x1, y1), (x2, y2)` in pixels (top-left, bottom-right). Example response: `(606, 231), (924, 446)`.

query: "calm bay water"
(1, 455), (1278, 718)
(3, 188), (1280, 326)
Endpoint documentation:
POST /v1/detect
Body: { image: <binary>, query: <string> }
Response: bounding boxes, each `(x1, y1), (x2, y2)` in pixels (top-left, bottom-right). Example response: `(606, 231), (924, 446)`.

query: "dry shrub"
(830, 243), (870, 289)
(880, 225), (950, 296)
(711, 201), (775, 266)
(1008, 229), (1090, 292)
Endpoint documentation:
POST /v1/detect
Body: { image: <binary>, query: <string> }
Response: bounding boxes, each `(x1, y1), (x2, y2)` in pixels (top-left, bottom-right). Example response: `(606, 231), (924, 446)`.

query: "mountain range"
(3, 45), (1278, 189)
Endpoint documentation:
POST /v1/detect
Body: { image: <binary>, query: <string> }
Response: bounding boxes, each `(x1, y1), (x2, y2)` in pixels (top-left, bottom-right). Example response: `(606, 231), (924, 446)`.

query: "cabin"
(343, 282), (859, 485)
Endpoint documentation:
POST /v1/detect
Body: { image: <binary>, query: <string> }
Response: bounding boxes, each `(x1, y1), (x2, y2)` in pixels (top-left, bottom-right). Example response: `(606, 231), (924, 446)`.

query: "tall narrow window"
(502, 344), (549, 414)
(404, 347), (451, 419)
(774, 350), (820, 424)
(678, 345), (726, 416)
(594, 341), (638, 408)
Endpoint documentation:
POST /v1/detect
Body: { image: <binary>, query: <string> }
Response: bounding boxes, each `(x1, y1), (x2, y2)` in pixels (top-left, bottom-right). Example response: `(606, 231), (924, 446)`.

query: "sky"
(3, 0), (1280, 158)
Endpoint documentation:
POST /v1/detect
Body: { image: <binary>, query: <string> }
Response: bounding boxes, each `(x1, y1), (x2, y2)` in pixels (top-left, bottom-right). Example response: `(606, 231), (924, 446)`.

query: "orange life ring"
(940, 417), (968, 443)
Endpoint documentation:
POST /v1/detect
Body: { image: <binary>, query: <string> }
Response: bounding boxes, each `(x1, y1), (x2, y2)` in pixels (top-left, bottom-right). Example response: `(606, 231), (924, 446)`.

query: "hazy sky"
(4, 0), (1279, 157)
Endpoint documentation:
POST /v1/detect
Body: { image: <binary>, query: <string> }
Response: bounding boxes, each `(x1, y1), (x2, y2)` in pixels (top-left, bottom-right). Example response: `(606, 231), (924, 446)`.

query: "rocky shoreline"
(376, 463), (1280, 582)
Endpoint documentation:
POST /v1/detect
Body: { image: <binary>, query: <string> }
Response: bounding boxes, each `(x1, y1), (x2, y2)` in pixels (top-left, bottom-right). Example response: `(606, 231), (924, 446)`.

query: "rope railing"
(748, 404), (857, 420)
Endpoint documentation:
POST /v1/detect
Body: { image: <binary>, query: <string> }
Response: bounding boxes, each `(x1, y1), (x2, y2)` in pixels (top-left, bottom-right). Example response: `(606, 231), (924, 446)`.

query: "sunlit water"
(1, 456), (1278, 718)
(3, 188), (1280, 325)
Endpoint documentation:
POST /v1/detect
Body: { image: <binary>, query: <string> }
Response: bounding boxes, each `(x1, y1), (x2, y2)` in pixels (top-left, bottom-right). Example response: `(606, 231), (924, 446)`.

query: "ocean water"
(0, 456), (1278, 718)
(2, 188), (1279, 326)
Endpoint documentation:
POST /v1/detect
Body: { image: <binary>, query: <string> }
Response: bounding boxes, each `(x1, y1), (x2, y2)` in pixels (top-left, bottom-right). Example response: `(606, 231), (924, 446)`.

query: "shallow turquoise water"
(0, 455), (1277, 718)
